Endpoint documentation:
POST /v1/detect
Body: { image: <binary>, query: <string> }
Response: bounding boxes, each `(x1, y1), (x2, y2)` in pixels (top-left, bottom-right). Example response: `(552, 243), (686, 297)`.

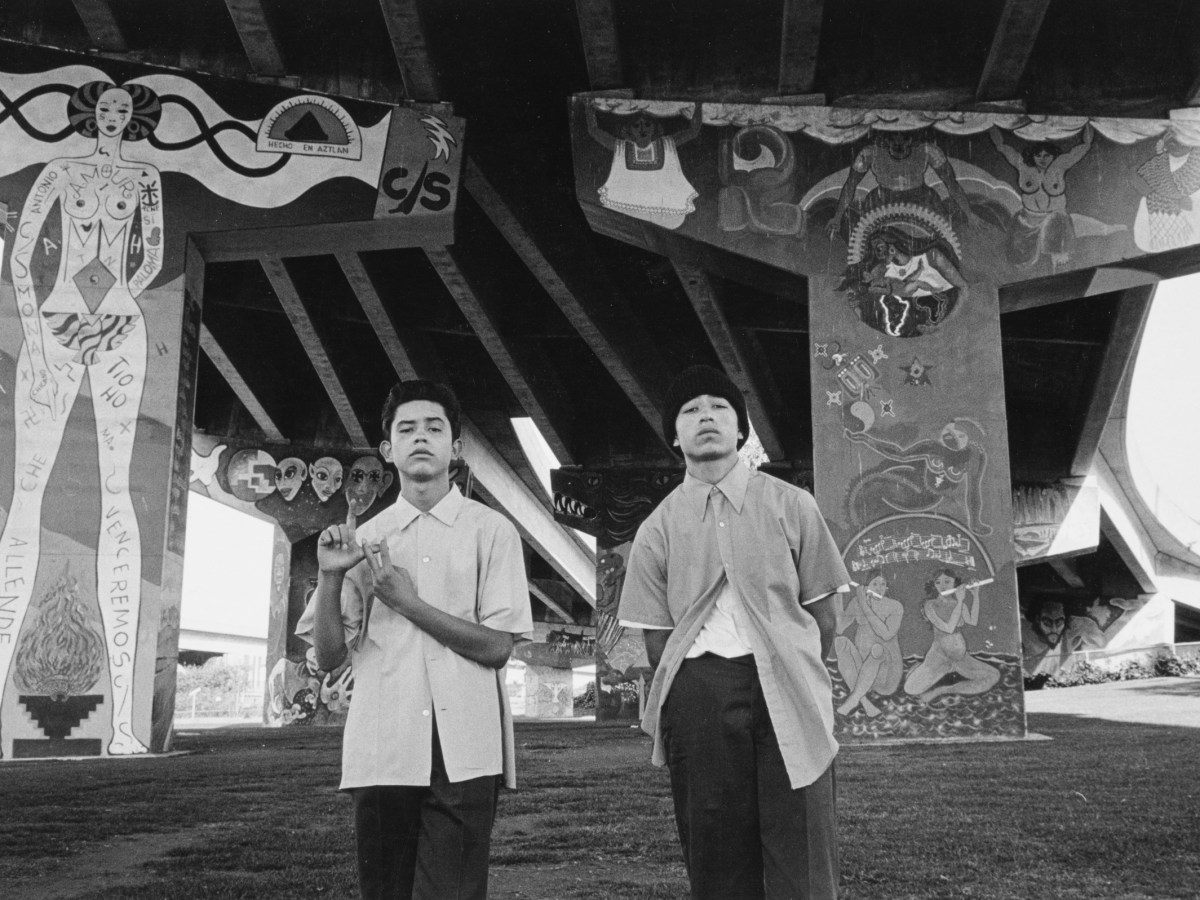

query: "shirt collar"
(681, 460), (749, 519)
(390, 484), (464, 529)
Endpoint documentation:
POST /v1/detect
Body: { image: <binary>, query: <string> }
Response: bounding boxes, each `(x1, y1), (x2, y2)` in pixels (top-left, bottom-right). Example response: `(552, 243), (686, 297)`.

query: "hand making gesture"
(317, 508), (365, 574)
(362, 540), (422, 618)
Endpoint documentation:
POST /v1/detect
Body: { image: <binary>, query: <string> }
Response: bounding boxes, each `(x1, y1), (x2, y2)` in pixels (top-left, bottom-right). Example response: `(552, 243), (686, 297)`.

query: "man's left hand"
(363, 541), (421, 617)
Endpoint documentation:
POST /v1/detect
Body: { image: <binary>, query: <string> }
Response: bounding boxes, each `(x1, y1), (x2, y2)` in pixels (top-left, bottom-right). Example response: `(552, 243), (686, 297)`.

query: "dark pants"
(661, 654), (839, 900)
(349, 726), (500, 900)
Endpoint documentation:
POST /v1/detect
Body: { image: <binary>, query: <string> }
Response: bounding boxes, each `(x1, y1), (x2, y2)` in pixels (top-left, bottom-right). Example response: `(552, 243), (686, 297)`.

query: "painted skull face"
(309, 457), (344, 503)
(274, 457), (307, 502)
(345, 455), (393, 515)
(228, 449), (278, 502)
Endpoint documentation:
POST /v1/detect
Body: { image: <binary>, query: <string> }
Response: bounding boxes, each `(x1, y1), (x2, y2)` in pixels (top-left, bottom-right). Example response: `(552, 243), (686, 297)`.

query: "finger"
(346, 507), (357, 533)
(360, 540), (379, 573)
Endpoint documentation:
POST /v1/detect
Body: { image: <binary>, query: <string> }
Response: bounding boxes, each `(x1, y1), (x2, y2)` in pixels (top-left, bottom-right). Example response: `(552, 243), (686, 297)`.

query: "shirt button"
(421, 709), (430, 717)
(719, 521), (726, 528)
(422, 556), (431, 563)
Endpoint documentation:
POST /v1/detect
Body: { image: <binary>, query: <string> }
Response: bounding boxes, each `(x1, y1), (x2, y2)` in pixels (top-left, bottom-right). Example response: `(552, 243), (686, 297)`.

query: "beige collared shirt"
(297, 487), (532, 790)
(619, 462), (850, 788)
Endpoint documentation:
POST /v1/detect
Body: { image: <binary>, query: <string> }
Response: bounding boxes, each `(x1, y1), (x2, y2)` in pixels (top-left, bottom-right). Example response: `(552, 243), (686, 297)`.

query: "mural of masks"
(309, 457), (344, 503)
(345, 456), (394, 516)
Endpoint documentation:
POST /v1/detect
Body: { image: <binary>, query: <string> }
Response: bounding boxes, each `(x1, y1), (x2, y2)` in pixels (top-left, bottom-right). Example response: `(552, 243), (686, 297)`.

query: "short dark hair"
(380, 380), (461, 440)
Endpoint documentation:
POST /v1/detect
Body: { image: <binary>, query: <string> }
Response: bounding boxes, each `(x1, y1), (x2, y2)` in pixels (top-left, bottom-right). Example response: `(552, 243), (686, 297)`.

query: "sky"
(182, 291), (1200, 640)
(180, 494), (273, 639)
(1126, 274), (1200, 548)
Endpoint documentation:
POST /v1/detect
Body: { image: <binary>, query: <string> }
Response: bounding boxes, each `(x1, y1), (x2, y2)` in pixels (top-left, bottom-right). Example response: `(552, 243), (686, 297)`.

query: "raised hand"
(362, 540), (420, 617)
(317, 508), (364, 574)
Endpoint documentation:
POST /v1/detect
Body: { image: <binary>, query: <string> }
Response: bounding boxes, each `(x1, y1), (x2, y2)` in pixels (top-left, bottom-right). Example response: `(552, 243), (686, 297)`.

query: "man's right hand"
(317, 509), (365, 573)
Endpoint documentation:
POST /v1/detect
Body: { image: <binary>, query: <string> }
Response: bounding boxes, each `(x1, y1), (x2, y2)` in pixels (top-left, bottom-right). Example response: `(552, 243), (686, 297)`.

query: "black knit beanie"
(662, 365), (749, 455)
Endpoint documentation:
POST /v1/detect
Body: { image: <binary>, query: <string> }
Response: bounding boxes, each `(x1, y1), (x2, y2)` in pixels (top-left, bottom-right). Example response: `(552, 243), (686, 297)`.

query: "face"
(309, 457), (344, 503)
(345, 455), (393, 515)
(381, 399), (460, 484)
(883, 133), (913, 159)
(940, 422), (968, 450)
(674, 394), (740, 463)
(933, 572), (957, 594)
(1033, 149), (1054, 169)
(867, 575), (887, 597)
(1037, 603), (1066, 646)
(274, 457), (307, 502)
(96, 87), (133, 138)
(627, 115), (656, 146)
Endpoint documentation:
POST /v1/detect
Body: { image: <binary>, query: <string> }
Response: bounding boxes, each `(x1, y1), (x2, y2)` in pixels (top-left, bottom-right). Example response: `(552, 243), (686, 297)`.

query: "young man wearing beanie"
(619, 364), (850, 900)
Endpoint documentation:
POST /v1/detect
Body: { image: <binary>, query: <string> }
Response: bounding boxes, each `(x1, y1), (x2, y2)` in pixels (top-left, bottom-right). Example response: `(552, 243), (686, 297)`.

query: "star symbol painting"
(901, 357), (934, 386)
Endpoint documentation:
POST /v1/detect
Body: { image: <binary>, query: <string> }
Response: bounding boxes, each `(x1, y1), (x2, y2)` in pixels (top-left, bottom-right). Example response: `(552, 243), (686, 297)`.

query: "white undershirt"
(622, 582), (848, 659)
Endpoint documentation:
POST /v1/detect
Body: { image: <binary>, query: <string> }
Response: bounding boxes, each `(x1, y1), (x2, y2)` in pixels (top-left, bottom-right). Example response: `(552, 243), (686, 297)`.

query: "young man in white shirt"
(300, 380), (532, 900)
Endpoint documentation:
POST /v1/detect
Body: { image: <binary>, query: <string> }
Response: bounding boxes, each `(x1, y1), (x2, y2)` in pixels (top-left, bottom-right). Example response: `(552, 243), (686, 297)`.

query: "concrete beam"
(575, 0), (623, 89)
(260, 256), (370, 448)
(778, 0), (825, 96)
(462, 418), (596, 605)
(198, 324), (287, 443)
(976, 0), (1052, 101)
(223, 0), (287, 76)
(70, 0), (128, 52)
(425, 246), (575, 463)
(379, 0), (441, 101)
(1071, 286), (1155, 477)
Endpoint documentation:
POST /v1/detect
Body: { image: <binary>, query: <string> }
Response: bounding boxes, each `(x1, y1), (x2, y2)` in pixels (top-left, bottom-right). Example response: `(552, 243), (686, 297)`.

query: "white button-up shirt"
(297, 487), (532, 789)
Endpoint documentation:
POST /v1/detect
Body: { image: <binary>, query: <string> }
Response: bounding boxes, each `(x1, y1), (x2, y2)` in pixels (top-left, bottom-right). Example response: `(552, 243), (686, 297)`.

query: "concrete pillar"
(0, 262), (200, 757)
(809, 277), (1024, 740)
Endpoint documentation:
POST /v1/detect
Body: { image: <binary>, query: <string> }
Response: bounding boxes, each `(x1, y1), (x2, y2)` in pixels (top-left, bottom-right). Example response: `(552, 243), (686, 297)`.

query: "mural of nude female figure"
(0, 81), (163, 755)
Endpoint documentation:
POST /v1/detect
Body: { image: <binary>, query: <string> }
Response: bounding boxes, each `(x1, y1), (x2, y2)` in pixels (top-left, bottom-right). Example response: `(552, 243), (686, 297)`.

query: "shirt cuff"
(800, 583), (851, 606)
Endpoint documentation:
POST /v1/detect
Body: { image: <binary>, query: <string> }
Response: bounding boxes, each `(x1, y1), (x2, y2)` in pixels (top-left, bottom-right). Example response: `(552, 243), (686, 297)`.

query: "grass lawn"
(2, 704), (1198, 899)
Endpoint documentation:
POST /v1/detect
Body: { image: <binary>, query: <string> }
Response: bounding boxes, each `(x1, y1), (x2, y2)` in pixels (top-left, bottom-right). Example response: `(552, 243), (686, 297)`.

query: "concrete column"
(809, 275), (1025, 740)
(0, 258), (200, 757)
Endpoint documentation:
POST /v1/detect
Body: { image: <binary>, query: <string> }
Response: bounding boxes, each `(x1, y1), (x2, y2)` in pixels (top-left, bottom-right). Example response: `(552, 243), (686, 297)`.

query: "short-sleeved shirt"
(619, 462), (850, 789)
(296, 486), (533, 790)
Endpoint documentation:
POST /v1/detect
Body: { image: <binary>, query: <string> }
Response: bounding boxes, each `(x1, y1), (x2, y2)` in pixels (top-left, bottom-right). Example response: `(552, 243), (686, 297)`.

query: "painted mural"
(1011, 483), (1100, 563)
(571, 99), (1200, 284)
(829, 514), (1022, 738)
(1020, 594), (1150, 676)
(0, 51), (462, 757)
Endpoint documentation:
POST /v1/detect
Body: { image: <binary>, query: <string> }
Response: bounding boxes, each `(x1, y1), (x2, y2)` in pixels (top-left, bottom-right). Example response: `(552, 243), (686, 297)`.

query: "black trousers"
(661, 654), (839, 900)
(349, 725), (500, 900)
